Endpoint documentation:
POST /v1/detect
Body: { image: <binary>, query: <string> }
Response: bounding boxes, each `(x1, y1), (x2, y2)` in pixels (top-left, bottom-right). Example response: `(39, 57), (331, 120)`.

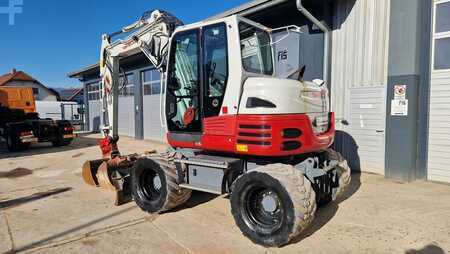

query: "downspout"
(296, 0), (331, 85)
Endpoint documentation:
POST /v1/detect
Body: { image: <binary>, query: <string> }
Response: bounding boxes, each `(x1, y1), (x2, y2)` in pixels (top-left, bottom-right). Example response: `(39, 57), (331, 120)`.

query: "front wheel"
(131, 157), (191, 213)
(230, 164), (316, 247)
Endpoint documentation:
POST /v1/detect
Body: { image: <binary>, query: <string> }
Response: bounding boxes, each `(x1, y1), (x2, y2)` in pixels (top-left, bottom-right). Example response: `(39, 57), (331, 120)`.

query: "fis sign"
(277, 49), (288, 62)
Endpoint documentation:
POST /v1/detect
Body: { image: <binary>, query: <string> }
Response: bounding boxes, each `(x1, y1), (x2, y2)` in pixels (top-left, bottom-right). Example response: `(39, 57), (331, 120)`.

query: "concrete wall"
(385, 0), (432, 181)
(5, 80), (58, 101)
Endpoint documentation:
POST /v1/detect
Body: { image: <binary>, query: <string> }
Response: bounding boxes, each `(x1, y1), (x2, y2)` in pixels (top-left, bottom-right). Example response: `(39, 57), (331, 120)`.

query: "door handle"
(376, 130), (384, 133)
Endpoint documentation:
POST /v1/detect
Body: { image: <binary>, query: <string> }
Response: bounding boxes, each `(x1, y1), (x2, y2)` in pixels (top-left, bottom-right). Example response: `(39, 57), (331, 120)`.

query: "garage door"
(427, 0), (450, 183)
(345, 87), (386, 175)
(142, 69), (166, 142)
(118, 74), (135, 138)
(87, 81), (102, 132)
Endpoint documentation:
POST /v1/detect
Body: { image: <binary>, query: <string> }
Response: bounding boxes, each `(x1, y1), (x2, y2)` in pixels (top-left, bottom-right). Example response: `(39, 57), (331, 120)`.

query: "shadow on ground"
(170, 191), (218, 213)
(2, 205), (141, 254)
(1, 191), (216, 253)
(405, 244), (446, 254)
(0, 168), (33, 179)
(0, 187), (72, 210)
(0, 133), (98, 159)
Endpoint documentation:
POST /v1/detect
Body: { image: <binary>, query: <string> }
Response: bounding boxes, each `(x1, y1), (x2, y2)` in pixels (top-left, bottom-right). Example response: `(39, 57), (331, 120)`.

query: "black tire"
(19, 142), (31, 150)
(230, 164), (316, 247)
(52, 136), (71, 147)
(131, 157), (191, 213)
(6, 133), (20, 152)
(326, 149), (351, 200)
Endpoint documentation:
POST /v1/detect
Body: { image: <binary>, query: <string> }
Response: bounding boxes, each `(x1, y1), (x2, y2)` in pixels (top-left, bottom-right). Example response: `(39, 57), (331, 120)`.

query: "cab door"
(166, 29), (202, 133)
(202, 23), (229, 118)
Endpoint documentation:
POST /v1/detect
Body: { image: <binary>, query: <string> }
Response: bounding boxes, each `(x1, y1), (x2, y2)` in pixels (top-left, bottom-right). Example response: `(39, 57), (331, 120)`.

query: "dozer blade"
(82, 159), (107, 186)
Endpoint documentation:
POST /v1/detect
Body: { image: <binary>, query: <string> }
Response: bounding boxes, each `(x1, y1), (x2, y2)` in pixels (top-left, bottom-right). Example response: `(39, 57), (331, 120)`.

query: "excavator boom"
(100, 10), (183, 136)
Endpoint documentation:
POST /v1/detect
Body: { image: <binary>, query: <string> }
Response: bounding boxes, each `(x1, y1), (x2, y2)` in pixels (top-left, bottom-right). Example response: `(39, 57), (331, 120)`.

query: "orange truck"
(0, 87), (75, 151)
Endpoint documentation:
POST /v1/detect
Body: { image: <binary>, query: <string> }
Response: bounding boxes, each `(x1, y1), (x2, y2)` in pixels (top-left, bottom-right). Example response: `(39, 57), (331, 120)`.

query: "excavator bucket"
(96, 162), (118, 191)
(82, 156), (139, 206)
(81, 159), (107, 186)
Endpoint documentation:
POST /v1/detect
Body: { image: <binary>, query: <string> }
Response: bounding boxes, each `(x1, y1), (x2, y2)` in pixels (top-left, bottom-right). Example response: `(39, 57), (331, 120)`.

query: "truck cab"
(0, 87), (75, 151)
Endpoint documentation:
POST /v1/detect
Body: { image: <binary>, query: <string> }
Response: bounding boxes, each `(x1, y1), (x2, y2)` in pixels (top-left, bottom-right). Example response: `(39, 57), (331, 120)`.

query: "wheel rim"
(140, 170), (162, 201)
(241, 183), (284, 234)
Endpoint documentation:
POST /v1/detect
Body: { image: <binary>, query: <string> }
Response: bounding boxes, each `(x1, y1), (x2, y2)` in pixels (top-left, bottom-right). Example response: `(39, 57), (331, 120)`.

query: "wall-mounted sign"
(391, 99), (408, 116)
(394, 84), (406, 100)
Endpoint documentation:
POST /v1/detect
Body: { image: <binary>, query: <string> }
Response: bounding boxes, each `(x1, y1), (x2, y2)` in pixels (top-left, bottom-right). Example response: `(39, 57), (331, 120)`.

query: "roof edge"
(67, 63), (99, 78)
(207, 0), (272, 20)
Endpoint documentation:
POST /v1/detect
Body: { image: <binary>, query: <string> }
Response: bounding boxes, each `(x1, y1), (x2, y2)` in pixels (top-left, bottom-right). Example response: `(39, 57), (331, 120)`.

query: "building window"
(433, 1), (450, 70)
(436, 1), (450, 33)
(142, 69), (161, 95)
(87, 81), (101, 101)
(435, 37), (450, 70)
(119, 73), (134, 97)
(32, 87), (39, 95)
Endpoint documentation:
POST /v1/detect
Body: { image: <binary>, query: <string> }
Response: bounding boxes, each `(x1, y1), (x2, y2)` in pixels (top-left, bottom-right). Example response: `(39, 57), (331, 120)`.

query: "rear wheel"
(52, 135), (72, 147)
(131, 157), (191, 213)
(230, 164), (316, 247)
(20, 142), (31, 150)
(6, 133), (21, 152)
(326, 149), (351, 200)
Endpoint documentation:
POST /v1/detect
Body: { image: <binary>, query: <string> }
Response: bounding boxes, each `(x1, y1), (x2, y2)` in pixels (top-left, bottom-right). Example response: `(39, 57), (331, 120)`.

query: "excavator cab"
(165, 17), (274, 147)
(165, 22), (231, 133)
(165, 18), (274, 129)
(164, 16), (333, 157)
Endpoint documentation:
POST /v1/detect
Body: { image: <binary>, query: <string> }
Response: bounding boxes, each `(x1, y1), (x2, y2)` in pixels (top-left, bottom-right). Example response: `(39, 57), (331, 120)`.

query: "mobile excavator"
(81, 9), (351, 247)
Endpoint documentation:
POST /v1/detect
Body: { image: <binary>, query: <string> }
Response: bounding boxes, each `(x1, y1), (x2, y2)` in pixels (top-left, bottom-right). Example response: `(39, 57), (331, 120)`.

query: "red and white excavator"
(82, 9), (351, 247)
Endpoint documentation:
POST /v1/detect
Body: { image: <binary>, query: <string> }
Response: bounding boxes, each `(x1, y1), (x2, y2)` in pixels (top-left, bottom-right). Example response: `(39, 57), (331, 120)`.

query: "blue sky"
(0, 0), (248, 88)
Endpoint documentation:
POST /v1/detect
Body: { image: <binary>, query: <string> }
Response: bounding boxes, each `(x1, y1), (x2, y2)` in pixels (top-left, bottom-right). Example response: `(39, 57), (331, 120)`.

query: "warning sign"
(394, 84), (406, 100)
(391, 99), (408, 116)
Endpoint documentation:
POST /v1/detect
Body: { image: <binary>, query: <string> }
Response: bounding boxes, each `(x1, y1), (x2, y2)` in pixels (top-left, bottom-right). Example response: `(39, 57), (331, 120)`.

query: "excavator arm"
(100, 10), (183, 136)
